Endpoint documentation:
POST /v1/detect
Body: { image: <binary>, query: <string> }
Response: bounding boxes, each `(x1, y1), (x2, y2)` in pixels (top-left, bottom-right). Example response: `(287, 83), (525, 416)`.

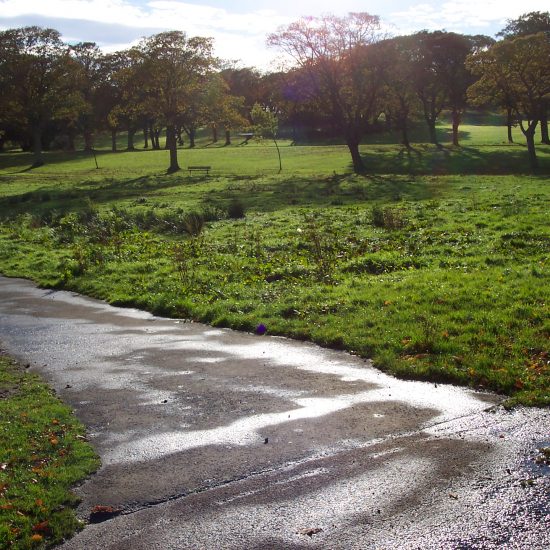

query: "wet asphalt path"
(0, 276), (548, 549)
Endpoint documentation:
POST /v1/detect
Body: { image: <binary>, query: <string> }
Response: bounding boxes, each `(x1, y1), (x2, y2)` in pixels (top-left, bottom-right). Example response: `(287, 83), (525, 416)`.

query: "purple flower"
(256, 323), (267, 335)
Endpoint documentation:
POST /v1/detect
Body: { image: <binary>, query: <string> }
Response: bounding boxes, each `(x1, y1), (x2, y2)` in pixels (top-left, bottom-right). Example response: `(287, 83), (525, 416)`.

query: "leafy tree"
(403, 31), (492, 146)
(221, 66), (264, 117)
(0, 26), (81, 166)
(498, 11), (550, 144)
(70, 42), (103, 151)
(268, 13), (384, 173)
(136, 31), (216, 172)
(467, 33), (550, 169)
(374, 37), (422, 149)
(498, 11), (550, 38)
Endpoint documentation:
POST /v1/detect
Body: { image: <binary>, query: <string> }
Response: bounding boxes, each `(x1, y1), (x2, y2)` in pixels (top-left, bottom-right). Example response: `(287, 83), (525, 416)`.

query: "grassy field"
(0, 121), (549, 407)
(0, 354), (99, 548)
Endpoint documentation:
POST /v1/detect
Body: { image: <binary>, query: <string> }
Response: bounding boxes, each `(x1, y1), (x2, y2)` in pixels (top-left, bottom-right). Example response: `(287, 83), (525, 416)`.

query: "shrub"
(227, 199), (245, 219)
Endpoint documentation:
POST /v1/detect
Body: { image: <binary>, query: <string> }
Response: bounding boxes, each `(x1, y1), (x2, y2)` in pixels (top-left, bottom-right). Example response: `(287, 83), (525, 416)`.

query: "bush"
(371, 205), (408, 229)
(227, 199), (245, 219)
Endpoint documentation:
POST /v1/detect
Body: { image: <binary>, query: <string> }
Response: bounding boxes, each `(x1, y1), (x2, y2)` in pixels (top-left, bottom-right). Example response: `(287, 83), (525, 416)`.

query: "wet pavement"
(0, 276), (548, 549)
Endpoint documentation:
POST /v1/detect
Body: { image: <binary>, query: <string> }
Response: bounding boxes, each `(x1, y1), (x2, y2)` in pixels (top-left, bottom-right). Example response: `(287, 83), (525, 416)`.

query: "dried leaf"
(30, 534), (43, 543)
(32, 520), (49, 533)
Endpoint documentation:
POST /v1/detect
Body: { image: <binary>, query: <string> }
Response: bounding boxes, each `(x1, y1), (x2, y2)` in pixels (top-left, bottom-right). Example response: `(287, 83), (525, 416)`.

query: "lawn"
(0, 123), (548, 407)
(0, 354), (99, 548)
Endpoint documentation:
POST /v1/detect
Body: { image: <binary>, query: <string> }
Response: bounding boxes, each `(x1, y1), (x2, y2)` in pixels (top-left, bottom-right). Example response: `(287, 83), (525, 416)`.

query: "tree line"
(0, 11), (549, 172)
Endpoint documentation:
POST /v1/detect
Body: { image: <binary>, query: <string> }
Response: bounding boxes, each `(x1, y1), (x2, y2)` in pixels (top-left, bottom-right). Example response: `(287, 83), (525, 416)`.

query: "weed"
(227, 199), (245, 219)
(371, 205), (408, 229)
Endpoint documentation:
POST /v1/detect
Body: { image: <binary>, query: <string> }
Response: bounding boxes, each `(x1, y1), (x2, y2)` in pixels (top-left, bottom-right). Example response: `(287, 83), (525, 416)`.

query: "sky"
(0, 0), (548, 68)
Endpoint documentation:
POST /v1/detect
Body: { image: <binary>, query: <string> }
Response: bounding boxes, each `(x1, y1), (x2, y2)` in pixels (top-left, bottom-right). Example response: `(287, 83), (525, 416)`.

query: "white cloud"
(0, 0), (292, 67)
(390, 0), (549, 34)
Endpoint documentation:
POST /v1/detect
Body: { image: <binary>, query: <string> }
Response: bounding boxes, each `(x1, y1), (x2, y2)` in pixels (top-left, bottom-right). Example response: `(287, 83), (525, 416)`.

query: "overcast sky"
(1, 0), (548, 68)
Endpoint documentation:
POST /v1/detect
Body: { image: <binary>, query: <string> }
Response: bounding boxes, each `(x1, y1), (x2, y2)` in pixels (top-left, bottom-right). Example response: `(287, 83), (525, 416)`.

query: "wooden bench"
(188, 165), (211, 175)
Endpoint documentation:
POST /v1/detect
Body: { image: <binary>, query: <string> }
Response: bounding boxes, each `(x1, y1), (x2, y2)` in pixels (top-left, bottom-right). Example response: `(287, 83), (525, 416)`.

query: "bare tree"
(268, 13), (384, 173)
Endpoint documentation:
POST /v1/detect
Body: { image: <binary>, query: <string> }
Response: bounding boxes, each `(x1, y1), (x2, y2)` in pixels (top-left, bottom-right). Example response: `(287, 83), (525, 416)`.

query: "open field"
(0, 125), (549, 407)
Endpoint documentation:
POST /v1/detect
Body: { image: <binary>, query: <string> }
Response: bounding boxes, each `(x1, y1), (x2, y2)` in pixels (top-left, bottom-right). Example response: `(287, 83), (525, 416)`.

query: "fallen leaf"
(30, 534), (43, 543)
(49, 437), (59, 446)
(32, 521), (49, 533)
(449, 493), (459, 500)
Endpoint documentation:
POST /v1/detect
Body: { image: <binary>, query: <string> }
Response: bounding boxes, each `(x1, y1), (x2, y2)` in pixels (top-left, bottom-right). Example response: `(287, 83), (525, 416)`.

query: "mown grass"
(0, 354), (99, 548)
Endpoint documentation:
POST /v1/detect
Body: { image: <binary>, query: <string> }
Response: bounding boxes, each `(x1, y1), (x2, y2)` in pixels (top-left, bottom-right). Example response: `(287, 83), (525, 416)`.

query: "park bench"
(188, 165), (211, 175)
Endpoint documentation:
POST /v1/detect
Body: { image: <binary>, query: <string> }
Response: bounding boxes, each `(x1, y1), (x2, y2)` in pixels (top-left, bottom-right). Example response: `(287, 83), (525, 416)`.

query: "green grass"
(0, 123), (549, 407)
(1, 116), (549, 178)
(0, 355), (99, 548)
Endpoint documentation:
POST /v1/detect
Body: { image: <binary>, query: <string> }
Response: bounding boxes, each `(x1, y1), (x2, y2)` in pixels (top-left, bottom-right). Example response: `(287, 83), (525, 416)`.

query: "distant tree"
(136, 31), (216, 172)
(268, 13), (384, 173)
(221, 66), (264, 117)
(403, 31), (492, 146)
(251, 102), (282, 172)
(0, 26), (81, 166)
(498, 11), (550, 38)
(374, 37), (422, 149)
(498, 12), (550, 143)
(70, 42), (103, 151)
(467, 33), (550, 169)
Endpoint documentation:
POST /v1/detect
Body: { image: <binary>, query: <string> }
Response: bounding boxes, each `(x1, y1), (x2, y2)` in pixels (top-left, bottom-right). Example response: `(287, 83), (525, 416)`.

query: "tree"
(268, 13), (384, 173)
(374, 37), (422, 149)
(498, 11), (550, 144)
(136, 31), (216, 173)
(70, 42), (103, 151)
(467, 33), (550, 169)
(498, 11), (550, 38)
(0, 26), (81, 166)
(403, 31), (493, 146)
(251, 102), (282, 172)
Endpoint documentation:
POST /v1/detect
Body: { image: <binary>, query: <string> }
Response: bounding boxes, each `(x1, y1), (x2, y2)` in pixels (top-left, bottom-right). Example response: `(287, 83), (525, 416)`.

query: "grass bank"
(0, 158), (548, 406)
(0, 354), (99, 548)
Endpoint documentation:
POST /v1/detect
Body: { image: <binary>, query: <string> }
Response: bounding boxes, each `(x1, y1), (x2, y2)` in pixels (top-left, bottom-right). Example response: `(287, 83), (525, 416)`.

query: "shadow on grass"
(356, 143), (550, 175)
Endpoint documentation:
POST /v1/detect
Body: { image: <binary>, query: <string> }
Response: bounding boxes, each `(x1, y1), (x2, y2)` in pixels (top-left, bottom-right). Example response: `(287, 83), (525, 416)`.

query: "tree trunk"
(143, 126), (149, 149)
(540, 111), (549, 145)
(212, 125), (218, 143)
(401, 118), (410, 149)
(31, 125), (44, 167)
(111, 129), (117, 152)
(189, 128), (196, 149)
(67, 129), (76, 152)
(152, 129), (160, 150)
(520, 119), (539, 171)
(166, 124), (180, 173)
(225, 129), (231, 146)
(83, 131), (94, 152)
(506, 107), (514, 143)
(451, 109), (461, 147)
(127, 128), (136, 151)
(426, 119), (437, 145)
(346, 137), (365, 173)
